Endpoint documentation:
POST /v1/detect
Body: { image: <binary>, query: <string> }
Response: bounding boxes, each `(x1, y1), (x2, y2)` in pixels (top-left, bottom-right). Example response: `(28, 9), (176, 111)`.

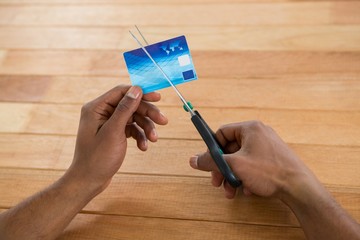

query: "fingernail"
(151, 129), (157, 139)
(127, 86), (141, 99)
(142, 138), (148, 150)
(189, 156), (198, 169)
(159, 112), (166, 118)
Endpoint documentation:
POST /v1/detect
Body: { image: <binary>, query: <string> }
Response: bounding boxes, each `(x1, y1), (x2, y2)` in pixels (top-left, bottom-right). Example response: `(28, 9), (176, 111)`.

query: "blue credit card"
(123, 35), (197, 94)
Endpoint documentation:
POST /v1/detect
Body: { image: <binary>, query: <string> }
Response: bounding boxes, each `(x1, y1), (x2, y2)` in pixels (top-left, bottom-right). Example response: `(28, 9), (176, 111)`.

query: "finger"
(126, 123), (148, 151)
(92, 85), (131, 108)
(224, 181), (237, 199)
(108, 86), (143, 131)
(142, 92), (161, 102)
(215, 122), (248, 148)
(133, 114), (158, 142)
(215, 123), (238, 147)
(189, 152), (218, 172)
(211, 171), (224, 187)
(136, 101), (168, 125)
(224, 141), (241, 154)
(79, 85), (131, 132)
(243, 187), (252, 196)
(222, 154), (249, 186)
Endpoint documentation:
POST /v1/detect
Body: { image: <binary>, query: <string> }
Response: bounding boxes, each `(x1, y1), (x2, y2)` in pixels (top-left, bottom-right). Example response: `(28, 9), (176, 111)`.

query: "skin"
(189, 121), (360, 240)
(0, 85), (168, 240)
(0, 86), (359, 239)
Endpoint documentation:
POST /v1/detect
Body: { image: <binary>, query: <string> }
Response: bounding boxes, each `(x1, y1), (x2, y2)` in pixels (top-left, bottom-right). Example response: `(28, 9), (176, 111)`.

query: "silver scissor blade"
(129, 30), (195, 116)
(135, 25), (149, 46)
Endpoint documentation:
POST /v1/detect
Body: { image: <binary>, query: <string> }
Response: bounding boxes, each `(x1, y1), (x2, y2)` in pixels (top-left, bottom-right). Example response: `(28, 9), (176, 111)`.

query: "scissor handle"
(191, 111), (241, 188)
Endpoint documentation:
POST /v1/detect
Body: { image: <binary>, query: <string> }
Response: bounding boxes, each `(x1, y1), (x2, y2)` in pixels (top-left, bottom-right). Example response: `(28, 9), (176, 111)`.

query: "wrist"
(59, 168), (107, 203)
(279, 168), (329, 213)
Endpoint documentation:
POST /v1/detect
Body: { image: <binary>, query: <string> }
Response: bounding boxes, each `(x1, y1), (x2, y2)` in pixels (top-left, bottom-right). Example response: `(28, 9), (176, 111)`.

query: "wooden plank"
(0, 103), (33, 132)
(0, 75), (54, 103)
(0, 133), (360, 187)
(0, 2), (359, 26)
(0, 50), (124, 77)
(0, 50), (6, 65)
(0, 50), (359, 78)
(0, 133), (209, 177)
(0, 168), (359, 227)
(0, 0), (352, 4)
(1, 25), (360, 51)
(0, 168), (297, 227)
(0, 207), (305, 240)
(1, 75), (360, 111)
(1, 103), (360, 146)
(0, 75), (119, 103)
(59, 213), (306, 240)
(0, 1), (357, 239)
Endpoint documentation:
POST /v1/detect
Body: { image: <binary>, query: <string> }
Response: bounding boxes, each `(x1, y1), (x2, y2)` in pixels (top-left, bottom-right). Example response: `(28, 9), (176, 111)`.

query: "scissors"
(129, 26), (242, 188)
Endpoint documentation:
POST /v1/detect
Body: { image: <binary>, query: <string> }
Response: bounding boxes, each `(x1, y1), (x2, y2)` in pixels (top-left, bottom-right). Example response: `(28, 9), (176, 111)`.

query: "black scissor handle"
(191, 111), (241, 188)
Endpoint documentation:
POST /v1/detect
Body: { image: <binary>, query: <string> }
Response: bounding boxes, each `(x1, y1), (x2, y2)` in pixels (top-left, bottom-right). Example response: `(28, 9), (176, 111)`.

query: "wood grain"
(1, 25), (360, 51)
(0, 168), (359, 227)
(0, 0), (355, 4)
(0, 0), (359, 238)
(1, 75), (360, 111)
(59, 213), (306, 240)
(1, 103), (359, 146)
(0, 2), (359, 26)
(0, 207), (305, 240)
(0, 133), (360, 187)
(1, 50), (359, 78)
(0, 50), (6, 65)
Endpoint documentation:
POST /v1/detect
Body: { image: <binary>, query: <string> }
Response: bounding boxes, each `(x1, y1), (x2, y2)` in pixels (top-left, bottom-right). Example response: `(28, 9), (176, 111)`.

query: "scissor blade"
(129, 30), (195, 115)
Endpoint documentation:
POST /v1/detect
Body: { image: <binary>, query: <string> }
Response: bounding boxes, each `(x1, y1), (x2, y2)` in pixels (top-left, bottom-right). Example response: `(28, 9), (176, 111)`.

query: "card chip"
(182, 70), (195, 80)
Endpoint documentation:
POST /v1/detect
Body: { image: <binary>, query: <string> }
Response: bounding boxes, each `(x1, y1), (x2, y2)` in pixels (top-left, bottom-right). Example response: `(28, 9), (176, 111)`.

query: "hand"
(67, 85), (168, 194)
(189, 121), (316, 200)
(0, 85), (169, 240)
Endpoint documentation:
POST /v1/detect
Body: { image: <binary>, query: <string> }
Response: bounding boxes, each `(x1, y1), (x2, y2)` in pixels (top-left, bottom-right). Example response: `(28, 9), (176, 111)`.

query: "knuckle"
(81, 102), (92, 116)
(217, 123), (232, 133)
(116, 102), (131, 113)
(248, 120), (265, 131)
(218, 124), (228, 131)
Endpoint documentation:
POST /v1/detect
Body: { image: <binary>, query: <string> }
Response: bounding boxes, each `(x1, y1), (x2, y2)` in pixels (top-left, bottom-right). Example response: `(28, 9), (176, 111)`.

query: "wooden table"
(0, 0), (359, 239)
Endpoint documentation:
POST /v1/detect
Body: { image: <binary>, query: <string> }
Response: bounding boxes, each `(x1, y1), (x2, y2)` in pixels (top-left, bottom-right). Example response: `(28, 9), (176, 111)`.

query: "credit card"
(123, 35), (197, 94)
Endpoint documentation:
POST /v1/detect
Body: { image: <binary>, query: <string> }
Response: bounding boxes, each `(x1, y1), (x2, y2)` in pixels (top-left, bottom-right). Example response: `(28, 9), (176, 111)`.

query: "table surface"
(0, 0), (359, 239)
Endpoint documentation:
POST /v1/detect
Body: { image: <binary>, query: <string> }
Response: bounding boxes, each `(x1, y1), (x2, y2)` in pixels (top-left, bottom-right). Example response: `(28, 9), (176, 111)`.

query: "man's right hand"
(189, 121), (360, 240)
(189, 121), (318, 200)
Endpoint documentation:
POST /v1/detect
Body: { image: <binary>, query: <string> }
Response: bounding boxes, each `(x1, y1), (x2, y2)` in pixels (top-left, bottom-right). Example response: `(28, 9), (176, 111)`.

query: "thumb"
(190, 151), (246, 177)
(189, 151), (218, 172)
(110, 86), (143, 130)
